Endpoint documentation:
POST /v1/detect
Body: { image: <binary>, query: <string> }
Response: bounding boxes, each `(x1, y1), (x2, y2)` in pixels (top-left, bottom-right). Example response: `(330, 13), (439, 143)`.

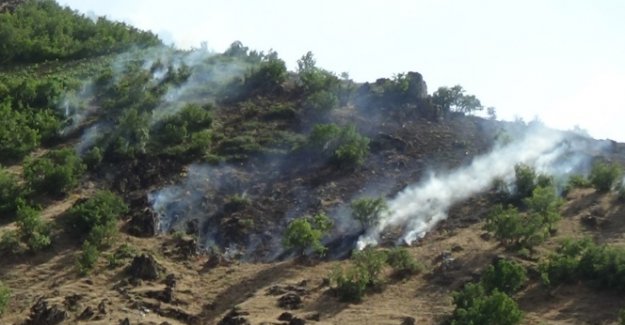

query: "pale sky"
(59, 0), (625, 142)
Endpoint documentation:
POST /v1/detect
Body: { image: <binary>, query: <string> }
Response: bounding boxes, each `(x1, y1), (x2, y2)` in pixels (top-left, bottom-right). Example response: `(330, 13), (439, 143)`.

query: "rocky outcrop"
(127, 254), (164, 281)
(25, 298), (67, 325)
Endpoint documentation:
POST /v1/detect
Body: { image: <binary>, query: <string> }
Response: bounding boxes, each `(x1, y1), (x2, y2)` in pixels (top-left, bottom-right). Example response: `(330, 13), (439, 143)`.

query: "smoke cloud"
(357, 125), (598, 248)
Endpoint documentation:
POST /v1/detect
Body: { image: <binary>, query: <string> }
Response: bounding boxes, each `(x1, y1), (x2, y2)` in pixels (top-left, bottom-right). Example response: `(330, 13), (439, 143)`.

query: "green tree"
(524, 185), (563, 232)
(283, 213), (333, 256)
(350, 197), (388, 229)
(481, 259), (527, 294)
(431, 85), (483, 114)
(451, 283), (523, 325)
(308, 124), (370, 167)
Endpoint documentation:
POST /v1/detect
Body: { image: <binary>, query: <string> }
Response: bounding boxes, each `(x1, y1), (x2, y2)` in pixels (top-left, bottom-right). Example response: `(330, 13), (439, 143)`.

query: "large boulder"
(127, 254), (164, 281)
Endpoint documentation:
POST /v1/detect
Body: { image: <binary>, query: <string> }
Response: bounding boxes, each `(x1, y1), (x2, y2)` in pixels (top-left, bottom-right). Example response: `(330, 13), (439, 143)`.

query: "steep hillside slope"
(1, 2), (625, 325)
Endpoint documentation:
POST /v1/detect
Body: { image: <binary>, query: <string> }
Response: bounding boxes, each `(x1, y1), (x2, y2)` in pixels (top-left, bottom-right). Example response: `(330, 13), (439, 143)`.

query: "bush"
(484, 205), (546, 250)
(15, 203), (51, 252)
(76, 241), (100, 276)
(451, 283), (523, 325)
(303, 90), (339, 114)
(0, 167), (21, 215)
(350, 197), (388, 229)
(24, 148), (85, 196)
(0, 281), (10, 316)
(308, 124), (370, 167)
(330, 265), (369, 302)
(514, 164), (537, 199)
(283, 213), (333, 256)
(0, 230), (20, 254)
(567, 174), (591, 190)
(107, 243), (136, 268)
(523, 185), (563, 232)
(0, 100), (40, 162)
(539, 238), (593, 286)
(386, 247), (422, 277)
(351, 247), (388, 286)
(589, 161), (622, 192)
(481, 259), (527, 294)
(67, 190), (127, 248)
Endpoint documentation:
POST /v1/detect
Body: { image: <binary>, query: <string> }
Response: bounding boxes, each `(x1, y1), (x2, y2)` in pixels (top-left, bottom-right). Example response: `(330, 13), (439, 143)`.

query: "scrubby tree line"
(0, 0), (160, 64)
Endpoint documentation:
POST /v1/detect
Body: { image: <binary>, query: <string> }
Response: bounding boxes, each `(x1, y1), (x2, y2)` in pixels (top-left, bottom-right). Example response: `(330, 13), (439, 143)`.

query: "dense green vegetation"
(0, 0), (159, 64)
(15, 202), (51, 252)
(23, 148), (85, 196)
(0, 167), (21, 216)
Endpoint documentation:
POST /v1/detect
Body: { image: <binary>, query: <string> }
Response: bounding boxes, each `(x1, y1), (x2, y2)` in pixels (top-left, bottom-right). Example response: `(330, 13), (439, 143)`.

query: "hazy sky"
(58, 0), (625, 141)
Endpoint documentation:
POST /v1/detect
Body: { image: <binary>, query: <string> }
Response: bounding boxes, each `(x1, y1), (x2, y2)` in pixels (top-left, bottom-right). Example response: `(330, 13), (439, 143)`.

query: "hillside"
(2, 1), (625, 325)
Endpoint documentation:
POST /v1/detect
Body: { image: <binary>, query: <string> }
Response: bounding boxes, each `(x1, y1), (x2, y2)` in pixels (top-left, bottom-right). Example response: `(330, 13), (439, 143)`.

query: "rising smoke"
(357, 124), (600, 248)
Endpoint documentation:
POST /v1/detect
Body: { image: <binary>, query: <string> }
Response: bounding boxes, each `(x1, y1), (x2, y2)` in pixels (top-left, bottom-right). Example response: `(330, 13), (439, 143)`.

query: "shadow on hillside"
(517, 282), (625, 324)
(195, 262), (296, 324)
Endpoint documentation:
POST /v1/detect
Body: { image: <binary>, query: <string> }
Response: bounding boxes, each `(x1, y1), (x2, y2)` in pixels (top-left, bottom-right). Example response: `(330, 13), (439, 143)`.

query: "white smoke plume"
(357, 125), (593, 248)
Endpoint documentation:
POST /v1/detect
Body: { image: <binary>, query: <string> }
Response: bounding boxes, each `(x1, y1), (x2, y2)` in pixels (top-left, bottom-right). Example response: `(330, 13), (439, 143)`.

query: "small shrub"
(589, 161), (622, 192)
(481, 259), (527, 294)
(386, 247), (422, 277)
(15, 203), (50, 252)
(107, 243), (136, 268)
(0, 281), (10, 316)
(283, 213), (333, 256)
(76, 241), (100, 276)
(23, 148), (85, 196)
(350, 197), (388, 229)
